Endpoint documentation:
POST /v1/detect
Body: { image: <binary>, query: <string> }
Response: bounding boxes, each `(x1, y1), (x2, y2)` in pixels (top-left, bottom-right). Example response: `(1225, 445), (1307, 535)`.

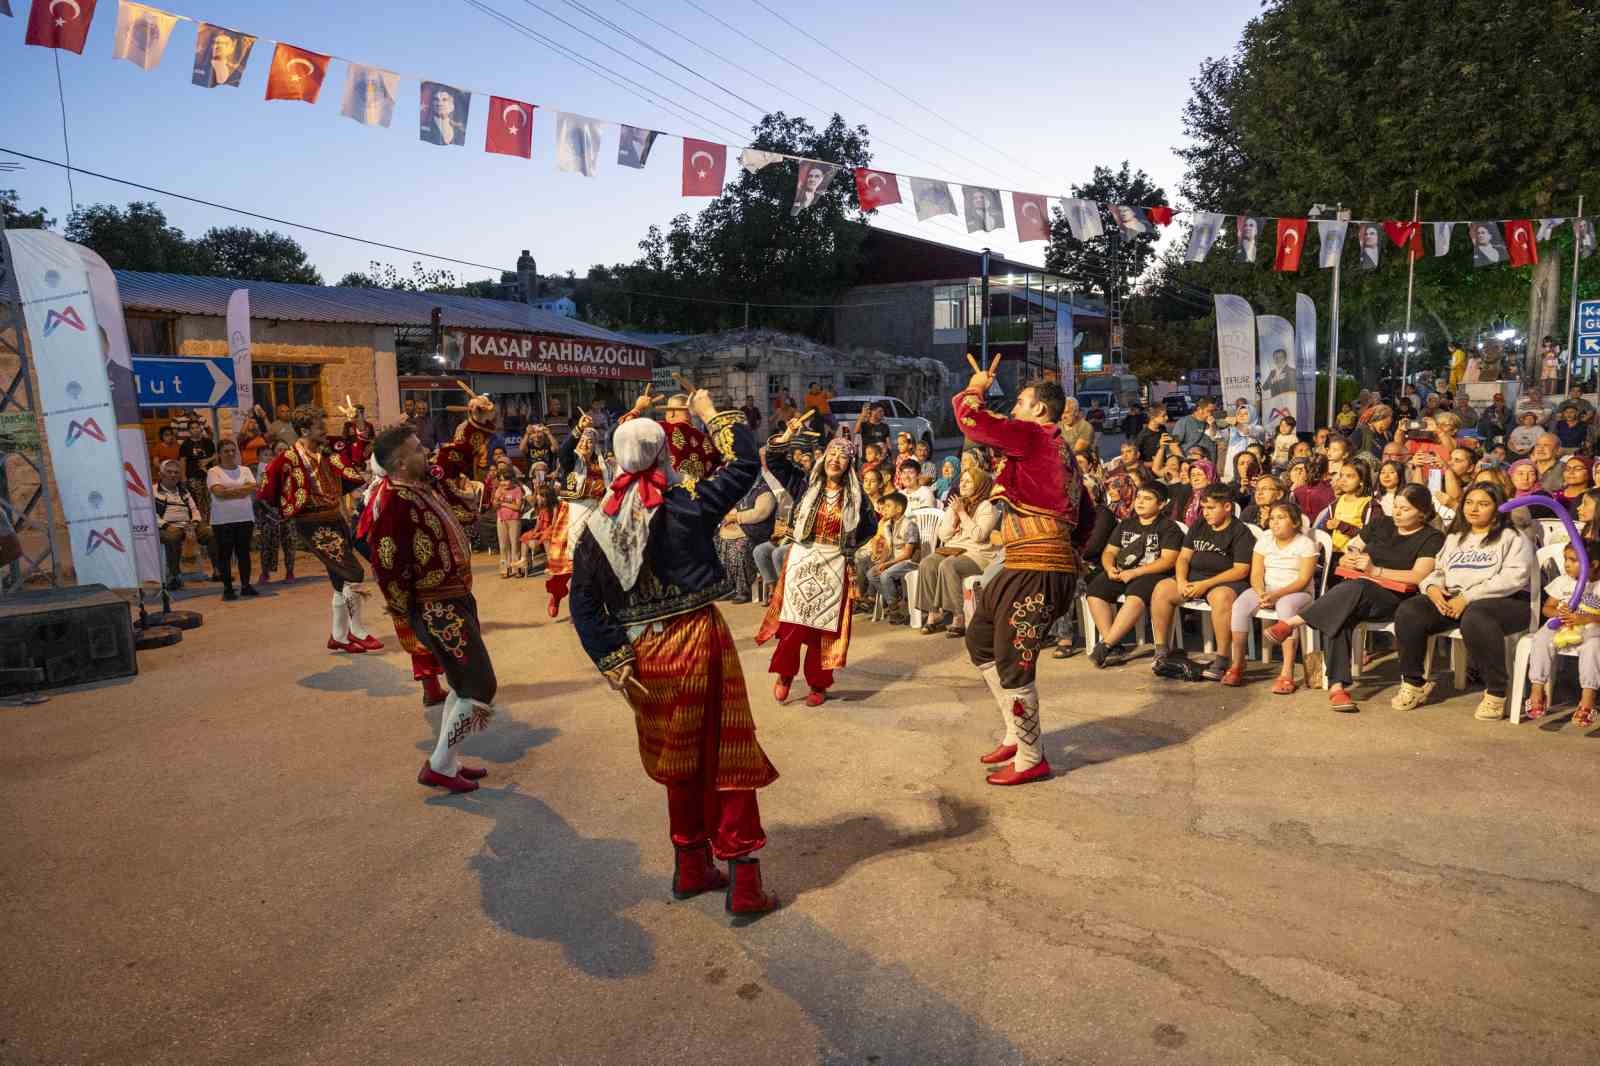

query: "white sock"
(330, 589), (349, 642)
(430, 693), (493, 775)
(1002, 684), (1042, 770)
(978, 663), (1017, 746)
(345, 585), (371, 640)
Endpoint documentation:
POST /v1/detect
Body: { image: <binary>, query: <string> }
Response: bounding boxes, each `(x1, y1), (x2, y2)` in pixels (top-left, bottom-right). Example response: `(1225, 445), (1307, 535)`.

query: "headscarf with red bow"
(584, 417), (675, 591)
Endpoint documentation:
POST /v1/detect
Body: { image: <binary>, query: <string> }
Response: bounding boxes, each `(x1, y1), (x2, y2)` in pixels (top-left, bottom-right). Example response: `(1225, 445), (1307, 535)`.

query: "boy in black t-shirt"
(1151, 483), (1254, 680)
(1085, 484), (1184, 667)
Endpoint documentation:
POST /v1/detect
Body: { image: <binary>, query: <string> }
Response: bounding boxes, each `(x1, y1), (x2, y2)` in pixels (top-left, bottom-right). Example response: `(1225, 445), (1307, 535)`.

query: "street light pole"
(1312, 203), (1350, 429)
(1564, 194), (1585, 394)
(1399, 189), (1420, 389)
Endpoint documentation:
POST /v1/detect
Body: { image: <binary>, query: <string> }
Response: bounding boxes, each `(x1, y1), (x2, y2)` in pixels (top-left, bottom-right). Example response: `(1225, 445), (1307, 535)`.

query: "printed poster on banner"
(1257, 314), (1297, 430)
(1294, 293), (1317, 429)
(4, 229), (138, 590)
(1056, 301), (1075, 398)
(227, 289), (254, 422)
(1214, 295), (1257, 417)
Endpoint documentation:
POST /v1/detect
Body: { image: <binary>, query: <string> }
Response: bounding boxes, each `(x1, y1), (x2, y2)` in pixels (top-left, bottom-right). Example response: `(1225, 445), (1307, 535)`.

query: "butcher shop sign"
(452, 329), (654, 381)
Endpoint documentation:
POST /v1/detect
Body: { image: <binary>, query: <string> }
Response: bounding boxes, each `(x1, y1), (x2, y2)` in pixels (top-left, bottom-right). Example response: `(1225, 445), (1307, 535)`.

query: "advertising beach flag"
(264, 43), (329, 104)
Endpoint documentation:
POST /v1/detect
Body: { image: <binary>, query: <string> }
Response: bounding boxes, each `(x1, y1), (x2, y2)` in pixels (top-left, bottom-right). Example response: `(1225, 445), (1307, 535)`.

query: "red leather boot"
(724, 857), (779, 920)
(671, 842), (728, 900)
(420, 675), (447, 707)
(773, 676), (792, 702)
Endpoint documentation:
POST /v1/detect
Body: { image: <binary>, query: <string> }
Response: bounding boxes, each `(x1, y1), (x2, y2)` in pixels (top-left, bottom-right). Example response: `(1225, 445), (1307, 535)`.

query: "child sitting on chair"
(1524, 539), (1600, 724)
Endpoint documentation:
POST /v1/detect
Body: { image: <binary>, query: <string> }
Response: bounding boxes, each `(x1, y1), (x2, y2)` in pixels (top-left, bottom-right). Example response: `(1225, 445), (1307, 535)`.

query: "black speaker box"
(0, 584), (138, 695)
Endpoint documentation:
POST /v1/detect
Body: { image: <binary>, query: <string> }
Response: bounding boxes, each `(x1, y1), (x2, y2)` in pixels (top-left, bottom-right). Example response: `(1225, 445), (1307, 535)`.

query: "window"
(125, 315), (174, 356)
(252, 363), (323, 416)
(932, 285), (965, 331)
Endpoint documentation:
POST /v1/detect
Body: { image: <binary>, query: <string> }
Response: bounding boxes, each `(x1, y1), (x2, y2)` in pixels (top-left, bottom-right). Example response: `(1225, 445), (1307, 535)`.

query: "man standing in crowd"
(740, 395), (764, 435)
(803, 380), (834, 430)
(179, 421), (220, 580)
(1134, 407), (1169, 463)
(855, 402), (891, 456)
(1057, 397), (1095, 455)
(1170, 397), (1216, 463)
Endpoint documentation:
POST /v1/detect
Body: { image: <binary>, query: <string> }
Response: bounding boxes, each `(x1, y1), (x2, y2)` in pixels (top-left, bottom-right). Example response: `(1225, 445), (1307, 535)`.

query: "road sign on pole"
(1577, 299), (1600, 361)
(132, 357), (237, 409)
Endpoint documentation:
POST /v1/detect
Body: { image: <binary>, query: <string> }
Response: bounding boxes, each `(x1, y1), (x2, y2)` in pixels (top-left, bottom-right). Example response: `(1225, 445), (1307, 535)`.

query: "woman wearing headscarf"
(569, 394), (780, 920)
(913, 465), (998, 636)
(1180, 459), (1217, 527)
(931, 456), (959, 506)
(543, 415), (610, 618)
(756, 415), (878, 706)
(715, 470), (775, 603)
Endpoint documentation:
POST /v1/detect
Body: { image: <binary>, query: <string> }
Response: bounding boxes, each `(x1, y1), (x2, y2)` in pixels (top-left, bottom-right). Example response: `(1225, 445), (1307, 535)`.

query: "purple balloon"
(1499, 493), (1583, 629)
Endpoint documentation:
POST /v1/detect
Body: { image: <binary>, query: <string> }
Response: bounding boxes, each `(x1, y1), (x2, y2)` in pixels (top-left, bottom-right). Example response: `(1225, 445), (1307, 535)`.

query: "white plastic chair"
(1507, 541), (1580, 722)
(903, 507), (943, 628)
(1540, 517), (1570, 549)
(1416, 533), (1541, 693)
(1248, 529), (1333, 668)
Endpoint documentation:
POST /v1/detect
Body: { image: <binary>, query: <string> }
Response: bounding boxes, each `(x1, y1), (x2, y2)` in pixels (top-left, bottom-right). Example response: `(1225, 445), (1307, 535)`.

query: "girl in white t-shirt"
(1223, 500), (1319, 692)
(1524, 539), (1600, 724)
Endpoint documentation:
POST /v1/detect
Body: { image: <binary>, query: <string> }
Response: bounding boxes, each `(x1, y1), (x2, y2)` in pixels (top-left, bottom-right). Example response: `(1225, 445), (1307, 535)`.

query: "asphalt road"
(4, 561), (1598, 1065)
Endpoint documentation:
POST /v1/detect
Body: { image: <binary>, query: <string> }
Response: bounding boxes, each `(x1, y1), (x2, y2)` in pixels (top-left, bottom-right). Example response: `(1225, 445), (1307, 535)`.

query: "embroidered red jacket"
(367, 479), (475, 619)
(256, 441), (366, 521)
(434, 417), (494, 483)
(616, 411), (722, 492)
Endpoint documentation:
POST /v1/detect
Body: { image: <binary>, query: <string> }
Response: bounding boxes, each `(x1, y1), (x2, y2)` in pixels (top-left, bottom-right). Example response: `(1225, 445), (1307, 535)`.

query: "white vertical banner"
(1294, 292), (1318, 429)
(1257, 314), (1298, 430)
(1215, 295), (1257, 417)
(1056, 299), (1075, 399)
(227, 288), (254, 423)
(4, 230), (138, 589)
(77, 245), (163, 586)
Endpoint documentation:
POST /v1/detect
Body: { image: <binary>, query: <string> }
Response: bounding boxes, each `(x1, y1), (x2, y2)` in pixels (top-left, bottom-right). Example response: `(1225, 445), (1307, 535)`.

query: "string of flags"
(10, 0), (1597, 271)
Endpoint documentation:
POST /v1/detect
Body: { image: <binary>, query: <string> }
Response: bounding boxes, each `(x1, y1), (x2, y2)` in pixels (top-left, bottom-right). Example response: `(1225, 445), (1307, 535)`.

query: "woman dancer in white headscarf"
(543, 416), (610, 618)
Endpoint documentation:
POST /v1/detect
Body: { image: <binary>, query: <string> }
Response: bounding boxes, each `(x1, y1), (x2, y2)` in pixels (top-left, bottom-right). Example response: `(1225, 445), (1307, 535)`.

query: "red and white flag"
(486, 96), (535, 158)
(1146, 205), (1175, 227)
(25, 0), (98, 52)
(1381, 219), (1423, 260)
(1274, 218), (1307, 271)
(681, 138), (726, 197)
(1504, 219), (1538, 267)
(264, 43), (330, 104)
(1012, 192), (1050, 242)
(853, 168), (901, 211)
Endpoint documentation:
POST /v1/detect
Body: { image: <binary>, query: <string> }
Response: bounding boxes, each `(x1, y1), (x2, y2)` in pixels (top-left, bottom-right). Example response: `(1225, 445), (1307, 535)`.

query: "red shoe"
(1328, 688), (1357, 712)
(420, 676), (447, 707)
(773, 677), (792, 703)
(457, 765), (489, 781)
(725, 857), (779, 919)
(327, 636), (367, 654)
(1221, 664), (1245, 687)
(671, 842), (728, 900)
(1271, 675), (1298, 695)
(805, 689), (827, 707)
(417, 760), (479, 793)
(986, 759), (1052, 786)
(547, 594), (563, 618)
(979, 743), (1018, 765)
(1265, 621), (1294, 645)
(354, 634), (384, 651)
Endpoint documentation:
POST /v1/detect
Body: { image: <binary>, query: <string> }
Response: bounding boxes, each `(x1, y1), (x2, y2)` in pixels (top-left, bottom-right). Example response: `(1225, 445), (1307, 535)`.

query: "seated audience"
(1085, 483), (1182, 668)
(915, 467), (998, 638)
(1226, 500), (1319, 692)
(1150, 484), (1255, 681)
(1522, 538), (1600, 724)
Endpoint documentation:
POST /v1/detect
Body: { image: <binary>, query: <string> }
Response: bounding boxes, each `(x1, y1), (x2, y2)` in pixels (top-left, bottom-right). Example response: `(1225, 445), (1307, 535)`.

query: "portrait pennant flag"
(1431, 221), (1456, 257)
(1059, 198), (1103, 241)
(1111, 204), (1155, 238)
(555, 112), (604, 176)
(963, 186), (1005, 233)
(340, 64), (399, 128)
(1316, 219), (1348, 268)
(25, 0), (98, 52)
(1381, 219), (1423, 260)
(486, 96), (535, 157)
(264, 43), (329, 104)
(191, 23), (254, 88)
(1576, 218), (1597, 259)
(111, 1), (178, 71)
(1274, 218), (1307, 272)
(1013, 192), (1050, 242)
(908, 178), (957, 222)
(739, 149), (784, 175)
(681, 138), (726, 196)
(617, 125), (660, 169)
(1535, 217), (1565, 242)
(853, 168), (901, 211)
(1186, 211), (1224, 262)
(791, 161), (839, 215)
(1504, 219), (1538, 267)
(419, 83), (471, 147)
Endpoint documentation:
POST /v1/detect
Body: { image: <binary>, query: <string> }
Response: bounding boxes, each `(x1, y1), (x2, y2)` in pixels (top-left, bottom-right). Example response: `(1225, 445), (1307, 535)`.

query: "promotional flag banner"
(1431, 221), (1456, 257)
(962, 186), (1004, 233)
(1468, 221), (1508, 267)
(1060, 198), (1103, 241)
(556, 112), (604, 176)
(681, 137), (726, 195)
(738, 148), (783, 174)
(1381, 220), (1422, 260)
(1504, 220), (1538, 266)
(26, 0), (98, 52)
(1257, 314), (1297, 429)
(1234, 216), (1266, 265)
(790, 161), (838, 215)
(227, 288), (254, 424)
(1316, 220), (1347, 268)
(854, 168), (901, 211)
(1294, 293), (1318, 430)
(111, 1), (178, 71)
(1056, 299), (1075, 398)
(1215, 295), (1258, 417)
(1146, 205), (1175, 227)
(1111, 204), (1154, 238)
(264, 43), (330, 104)
(1355, 222), (1383, 270)
(1536, 218), (1565, 241)
(418, 82), (470, 146)
(4, 229), (137, 589)
(191, 23), (254, 88)
(1013, 192), (1049, 242)
(1274, 218), (1307, 272)
(909, 178), (957, 222)
(616, 125), (659, 169)
(1577, 217), (1597, 259)
(340, 64), (399, 128)
(1186, 211), (1223, 262)
(485, 97), (535, 157)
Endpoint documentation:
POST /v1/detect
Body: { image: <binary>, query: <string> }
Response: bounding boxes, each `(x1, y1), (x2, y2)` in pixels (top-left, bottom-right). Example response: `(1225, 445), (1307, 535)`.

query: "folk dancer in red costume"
(954, 357), (1088, 786)
(570, 392), (780, 920)
(756, 418), (878, 707)
(368, 426), (497, 794)
(433, 383), (496, 485)
(256, 404), (382, 654)
(543, 415), (609, 618)
(615, 387), (723, 495)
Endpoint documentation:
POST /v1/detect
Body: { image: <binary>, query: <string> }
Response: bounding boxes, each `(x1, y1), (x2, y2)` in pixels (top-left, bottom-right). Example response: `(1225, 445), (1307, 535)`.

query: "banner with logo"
(4, 229), (137, 589)
(448, 328), (654, 381)
(1215, 295), (1257, 418)
(1055, 299), (1075, 399)
(1257, 314), (1297, 430)
(79, 243), (162, 585)
(227, 288), (254, 423)
(1294, 293), (1317, 429)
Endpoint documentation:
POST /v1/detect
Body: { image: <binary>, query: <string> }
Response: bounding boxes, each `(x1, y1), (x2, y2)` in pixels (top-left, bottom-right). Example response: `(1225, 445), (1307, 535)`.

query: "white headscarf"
(789, 437), (861, 545)
(584, 417), (675, 591)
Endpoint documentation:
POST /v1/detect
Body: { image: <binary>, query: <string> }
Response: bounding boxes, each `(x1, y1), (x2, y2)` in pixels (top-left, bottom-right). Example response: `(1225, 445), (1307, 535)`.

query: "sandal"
(1051, 643), (1076, 660)
(1271, 675), (1298, 695)
(920, 618), (948, 635)
(1575, 704), (1597, 728)
(946, 625), (965, 639)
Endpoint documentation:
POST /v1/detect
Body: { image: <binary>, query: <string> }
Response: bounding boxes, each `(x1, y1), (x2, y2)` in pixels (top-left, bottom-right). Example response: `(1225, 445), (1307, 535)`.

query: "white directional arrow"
(1582, 338), (1600, 354)
(206, 360), (232, 406)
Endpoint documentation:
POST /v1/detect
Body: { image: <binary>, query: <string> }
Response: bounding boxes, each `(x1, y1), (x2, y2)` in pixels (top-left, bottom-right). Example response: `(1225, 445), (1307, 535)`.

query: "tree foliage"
(1044, 162), (1169, 302)
(1, 190), (54, 231)
(61, 200), (323, 283)
(195, 226), (321, 285)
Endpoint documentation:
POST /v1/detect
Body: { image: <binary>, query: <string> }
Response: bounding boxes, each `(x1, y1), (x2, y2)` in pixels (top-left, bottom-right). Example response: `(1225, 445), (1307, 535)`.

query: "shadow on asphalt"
(416, 704), (559, 764)
(297, 659), (415, 699)
(429, 786), (659, 980)
(773, 796), (988, 898)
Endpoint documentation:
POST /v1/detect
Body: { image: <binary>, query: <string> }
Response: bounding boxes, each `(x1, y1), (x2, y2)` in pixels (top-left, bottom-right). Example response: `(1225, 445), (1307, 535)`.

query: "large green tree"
(1172, 0), (1600, 382)
(195, 227), (321, 285)
(62, 201), (325, 284)
(1, 190), (53, 231)
(1044, 162), (1169, 302)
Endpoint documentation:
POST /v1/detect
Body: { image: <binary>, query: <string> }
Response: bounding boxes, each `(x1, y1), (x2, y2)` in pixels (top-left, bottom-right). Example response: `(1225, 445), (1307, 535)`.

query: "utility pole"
(1310, 202), (1350, 429)
(979, 247), (991, 369)
(1564, 194), (1585, 394)
(1107, 228), (1124, 369)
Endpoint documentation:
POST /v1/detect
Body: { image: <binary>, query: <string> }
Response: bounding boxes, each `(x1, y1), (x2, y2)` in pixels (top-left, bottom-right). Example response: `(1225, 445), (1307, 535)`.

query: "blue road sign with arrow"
(1578, 299), (1600, 360)
(132, 357), (237, 409)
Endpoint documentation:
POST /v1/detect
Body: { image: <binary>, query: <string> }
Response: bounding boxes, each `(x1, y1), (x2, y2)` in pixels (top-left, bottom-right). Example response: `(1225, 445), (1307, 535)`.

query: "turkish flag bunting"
(265, 43), (330, 104)
(1274, 218), (1307, 271)
(681, 138), (727, 197)
(1504, 219), (1538, 267)
(1012, 192), (1050, 242)
(486, 96), (536, 158)
(1146, 205), (1175, 227)
(1381, 220), (1423, 260)
(854, 168), (901, 211)
(25, 0), (97, 52)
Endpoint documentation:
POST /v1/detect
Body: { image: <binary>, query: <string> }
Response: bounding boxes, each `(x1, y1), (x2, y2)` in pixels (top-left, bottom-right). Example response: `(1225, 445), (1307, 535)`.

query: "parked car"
(1162, 394), (1191, 419)
(828, 395), (935, 449)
